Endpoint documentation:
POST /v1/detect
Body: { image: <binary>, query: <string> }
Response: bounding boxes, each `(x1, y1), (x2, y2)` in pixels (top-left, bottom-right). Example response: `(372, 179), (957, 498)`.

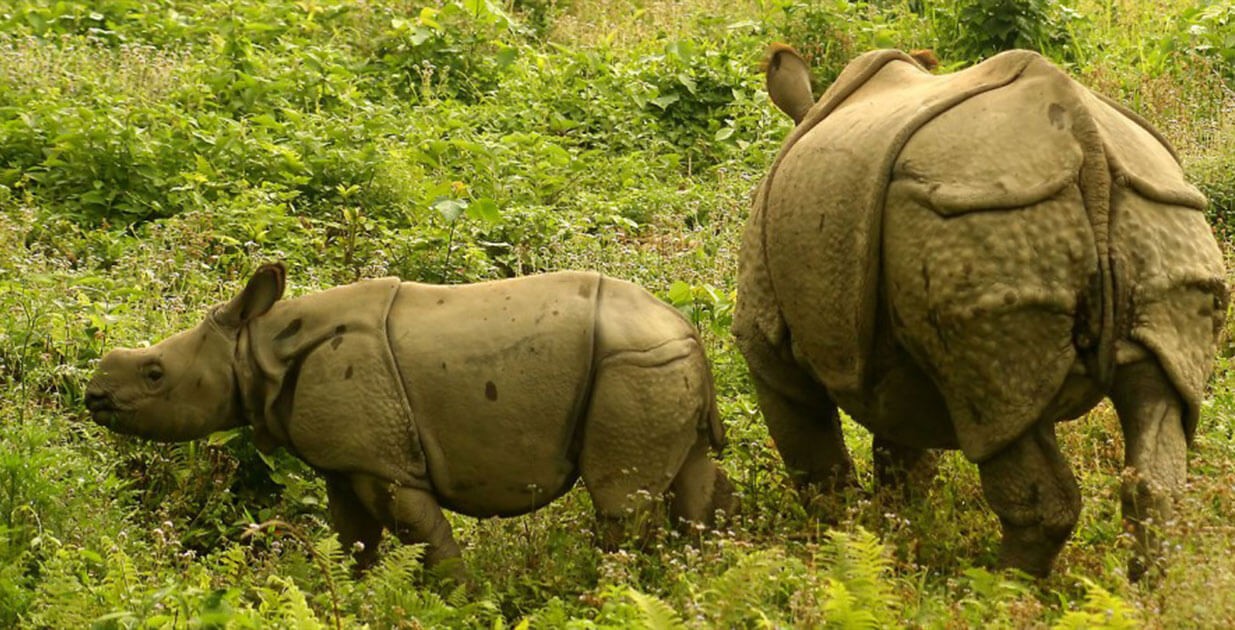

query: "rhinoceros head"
(86, 264), (286, 441)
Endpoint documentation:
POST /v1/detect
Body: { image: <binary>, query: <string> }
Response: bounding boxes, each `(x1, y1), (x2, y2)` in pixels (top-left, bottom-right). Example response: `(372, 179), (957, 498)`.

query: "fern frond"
(627, 588), (687, 630)
(261, 574), (328, 630)
(816, 528), (897, 626)
(1051, 578), (1139, 630)
(699, 548), (808, 627)
(819, 578), (881, 630)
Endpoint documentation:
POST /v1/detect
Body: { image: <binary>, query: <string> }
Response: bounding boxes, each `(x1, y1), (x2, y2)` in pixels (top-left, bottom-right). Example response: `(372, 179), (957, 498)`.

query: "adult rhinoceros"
(86, 265), (733, 577)
(735, 45), (1227, 578)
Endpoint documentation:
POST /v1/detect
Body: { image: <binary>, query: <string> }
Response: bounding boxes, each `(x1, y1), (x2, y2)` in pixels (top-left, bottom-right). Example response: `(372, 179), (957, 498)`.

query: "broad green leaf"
(418, 7), (441, 30)
(496, 46), (518, 69)
(432, 197), (468, 223)
(466, 198), (500, 223)
(651, 93), (679, 109)
(667, 280), (694, 306)
(410, 26), (434, 46)
(676, 73), (697, 94)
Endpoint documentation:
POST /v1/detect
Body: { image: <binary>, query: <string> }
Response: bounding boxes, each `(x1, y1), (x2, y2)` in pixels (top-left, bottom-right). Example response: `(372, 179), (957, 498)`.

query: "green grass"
(1, 0), (1234, 627)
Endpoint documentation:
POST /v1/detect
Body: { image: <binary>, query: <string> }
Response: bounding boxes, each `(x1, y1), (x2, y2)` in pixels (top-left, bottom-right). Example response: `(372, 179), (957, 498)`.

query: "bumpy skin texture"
(87, 266), (733, 576)
(736, 47), (1227, 578)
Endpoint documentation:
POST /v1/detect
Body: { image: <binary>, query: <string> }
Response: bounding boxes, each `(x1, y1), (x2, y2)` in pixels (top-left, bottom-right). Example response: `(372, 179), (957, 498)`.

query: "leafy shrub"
(367, 2), (521, 102)
(1157, 1), (1235, 83)
(637, 38), (758, 164)
(772, 1), (880, 88)
(665, 280), (735, 341)
(942, 0), (1083, 61)
(0, 0), (180, 45)
(1193, 137), (1235, 238)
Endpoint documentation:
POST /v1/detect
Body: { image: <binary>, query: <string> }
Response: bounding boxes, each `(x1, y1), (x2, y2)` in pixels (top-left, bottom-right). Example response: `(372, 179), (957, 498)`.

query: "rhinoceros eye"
(143, 362), (165, 386)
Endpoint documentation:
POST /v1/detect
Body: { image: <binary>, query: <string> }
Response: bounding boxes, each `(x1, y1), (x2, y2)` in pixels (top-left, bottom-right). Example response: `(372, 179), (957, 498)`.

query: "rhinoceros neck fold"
(234, 277), (418, 472)
(235, 324), (277, 453)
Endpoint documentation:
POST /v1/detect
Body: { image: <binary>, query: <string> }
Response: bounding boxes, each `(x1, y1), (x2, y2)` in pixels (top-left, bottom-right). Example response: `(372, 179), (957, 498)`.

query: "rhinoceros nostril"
(85, 391), (114, 413)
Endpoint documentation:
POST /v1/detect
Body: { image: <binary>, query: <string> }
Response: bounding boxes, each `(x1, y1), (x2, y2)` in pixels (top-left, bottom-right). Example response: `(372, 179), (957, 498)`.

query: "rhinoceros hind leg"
(978, 420), (1081, 577)
(872, 437), (937, 499)
(580, 350), (707, 549)
(753, 372), (854, 494)
(669, 436), (735, 533)
(325, 474), (384, 573)
(741, 331), (855, 495)
(1109, 358), (1187, 582)
(350, 474), (464, 581)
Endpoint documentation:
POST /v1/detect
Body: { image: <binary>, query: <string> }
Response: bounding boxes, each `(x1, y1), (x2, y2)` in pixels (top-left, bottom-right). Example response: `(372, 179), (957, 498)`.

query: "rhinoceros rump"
(87, 265), (733, 574)
(736, 46), (1227, 579)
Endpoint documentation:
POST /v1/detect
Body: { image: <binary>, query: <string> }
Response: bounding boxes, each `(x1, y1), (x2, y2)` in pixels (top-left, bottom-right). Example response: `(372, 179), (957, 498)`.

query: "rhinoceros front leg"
(325, 474), (383, 573)
(350, 473), (464, 582)
(978, 420), (1081, 577)
(1109, 358), (1188, 581)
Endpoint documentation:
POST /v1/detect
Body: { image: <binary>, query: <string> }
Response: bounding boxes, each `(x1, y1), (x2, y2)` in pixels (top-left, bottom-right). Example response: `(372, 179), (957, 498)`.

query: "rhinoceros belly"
(387, 272), (600, 517)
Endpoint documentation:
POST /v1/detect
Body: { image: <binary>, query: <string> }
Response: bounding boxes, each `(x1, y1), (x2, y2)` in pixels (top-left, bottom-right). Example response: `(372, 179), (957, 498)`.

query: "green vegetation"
(2, 0), (1233, 626)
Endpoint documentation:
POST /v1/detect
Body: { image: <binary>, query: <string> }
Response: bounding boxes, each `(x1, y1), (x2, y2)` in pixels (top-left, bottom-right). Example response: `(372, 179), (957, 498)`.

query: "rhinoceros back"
(389, 272), (599, 517)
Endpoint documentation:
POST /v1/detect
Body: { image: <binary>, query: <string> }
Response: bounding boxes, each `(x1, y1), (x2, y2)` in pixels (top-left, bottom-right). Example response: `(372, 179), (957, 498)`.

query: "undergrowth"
(1, 0), (1233, 627)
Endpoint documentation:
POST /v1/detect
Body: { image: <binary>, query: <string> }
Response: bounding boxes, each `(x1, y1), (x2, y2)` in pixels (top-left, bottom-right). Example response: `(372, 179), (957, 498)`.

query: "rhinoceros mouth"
(89, 405), (122, 428)
(85, 392), (127, 428)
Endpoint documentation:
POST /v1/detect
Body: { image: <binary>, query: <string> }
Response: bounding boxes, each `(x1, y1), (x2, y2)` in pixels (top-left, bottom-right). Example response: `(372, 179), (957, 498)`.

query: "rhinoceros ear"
(219, 263), (286, 327)
(764, 42), (814, 124)
(910, 48), (940, 72)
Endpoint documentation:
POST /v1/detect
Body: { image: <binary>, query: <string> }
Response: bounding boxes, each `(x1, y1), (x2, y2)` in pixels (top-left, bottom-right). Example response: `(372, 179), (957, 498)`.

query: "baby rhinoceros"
(86, 264), (734, 575)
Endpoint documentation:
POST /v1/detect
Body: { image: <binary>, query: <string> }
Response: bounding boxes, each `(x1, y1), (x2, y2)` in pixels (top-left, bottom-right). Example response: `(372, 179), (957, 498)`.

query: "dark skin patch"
(275, 319), (303, 341)
(345, 366), (353, 379)
(1048, 102), (1067, 130)
(335, 325), (347, 335)
(331, 336), (343, 350)
(485, 381), (498, 401)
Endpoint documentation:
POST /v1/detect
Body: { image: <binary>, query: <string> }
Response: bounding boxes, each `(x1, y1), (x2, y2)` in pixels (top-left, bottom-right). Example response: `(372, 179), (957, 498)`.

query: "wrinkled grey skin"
(87, 264), (734, 577)
(736, 45), (1228, 579)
